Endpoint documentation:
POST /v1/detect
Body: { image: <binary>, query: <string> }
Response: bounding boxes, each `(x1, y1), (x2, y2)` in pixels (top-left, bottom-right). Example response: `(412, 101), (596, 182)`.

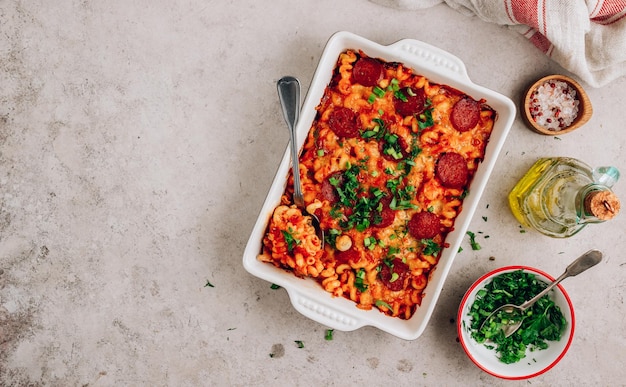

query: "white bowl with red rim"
(457, 266), (575, 379)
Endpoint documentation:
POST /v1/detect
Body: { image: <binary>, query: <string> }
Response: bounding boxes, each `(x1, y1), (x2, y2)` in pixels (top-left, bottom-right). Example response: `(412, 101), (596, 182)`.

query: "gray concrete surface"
(1, 1), (625, 386)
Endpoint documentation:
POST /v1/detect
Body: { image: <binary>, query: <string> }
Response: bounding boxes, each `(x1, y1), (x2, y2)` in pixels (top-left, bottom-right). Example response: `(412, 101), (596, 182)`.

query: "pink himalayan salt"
(529, 80), (579, 131)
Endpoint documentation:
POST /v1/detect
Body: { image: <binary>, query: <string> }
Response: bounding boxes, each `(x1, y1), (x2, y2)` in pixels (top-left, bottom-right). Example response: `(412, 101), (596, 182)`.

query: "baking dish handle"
(388, 38), (471, 82)
(287, 289), (364, 332)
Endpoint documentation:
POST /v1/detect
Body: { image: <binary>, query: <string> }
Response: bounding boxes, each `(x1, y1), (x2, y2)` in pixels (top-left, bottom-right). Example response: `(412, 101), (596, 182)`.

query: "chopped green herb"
(364, 236), (377, 250)
(270, 284), (281, 290)
(466, 231), (481, 250)
(332, 164), (389, 232)
(467, 270), (567, 364)
(367, 93), (376, 104)
(324, 227), (342, 247)
(394, 89), (408, 102)
(325, 329), (334, 341)
(294, 340), (304, 348)
(355, 268), (368, 292)
(482, 216), (488, 222)
(387, 78), (400, 92)
(204, 280), (214, 288)
(372, 86), (386, 98)
(387, 177), (418, 210)
(421, 239), (441, 257)
(281, 229), (300, 253)
(417, 99), (434, 129)
(375, 300), (393, 311)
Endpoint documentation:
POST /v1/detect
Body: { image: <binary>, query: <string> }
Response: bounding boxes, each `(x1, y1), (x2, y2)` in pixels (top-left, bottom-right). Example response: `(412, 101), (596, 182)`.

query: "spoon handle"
(519, 249), (603, 310)
(277, 76), (304, 208)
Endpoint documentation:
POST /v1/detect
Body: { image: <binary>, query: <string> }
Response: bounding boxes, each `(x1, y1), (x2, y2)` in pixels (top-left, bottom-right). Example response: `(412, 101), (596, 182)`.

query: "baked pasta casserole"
(259, 49), (496, 320)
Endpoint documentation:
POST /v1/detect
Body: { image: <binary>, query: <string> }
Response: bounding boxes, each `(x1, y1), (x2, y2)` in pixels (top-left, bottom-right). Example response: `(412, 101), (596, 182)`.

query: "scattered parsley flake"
(466, 231), (482, 250)
(295, 340), (304, 348)
(325, 329), (334, 341)
(204, 280), (214, 288)
(270, 284), (281, 290)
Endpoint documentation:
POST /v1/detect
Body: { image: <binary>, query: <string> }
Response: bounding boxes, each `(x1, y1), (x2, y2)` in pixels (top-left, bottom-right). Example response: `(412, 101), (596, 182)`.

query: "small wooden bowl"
(523, 75), (592, 135)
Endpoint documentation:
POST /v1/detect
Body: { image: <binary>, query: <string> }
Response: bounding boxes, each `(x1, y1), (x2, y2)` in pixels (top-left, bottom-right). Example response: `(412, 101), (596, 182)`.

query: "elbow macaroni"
(258, 49), (496, 320)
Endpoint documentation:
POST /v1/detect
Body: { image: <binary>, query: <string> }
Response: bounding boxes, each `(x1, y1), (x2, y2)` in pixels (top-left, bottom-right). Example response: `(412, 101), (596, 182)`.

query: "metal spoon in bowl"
(479, 249), (603, 338)
(277, 76), (324, 249)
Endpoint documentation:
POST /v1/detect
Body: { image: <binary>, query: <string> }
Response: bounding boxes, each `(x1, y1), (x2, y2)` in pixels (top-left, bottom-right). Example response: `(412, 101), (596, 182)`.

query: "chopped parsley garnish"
(372, 86), (386, 98)
(467, 270), (567, 364)
(355, 268), (368, 292)
(325, 329), (334, 341)
(466, 231), (481, 250)
(417, 99), (434, 130)
(361, 118), (387, 141)
(394, 89), (408, 102)
(204, 280), (214, 288)
(387, 176), (418, 210)
(331, 164), (387, 232)
(375, 300), (393, 311)
(382, 133), (404, 160)
(295, 340), (304, 348)
(270, 284), (281, 290)
(421, 239), (441, 257)
(363, 236), (378, 250)
(325, 228), (342, 247)
(281, 229), (300, 253)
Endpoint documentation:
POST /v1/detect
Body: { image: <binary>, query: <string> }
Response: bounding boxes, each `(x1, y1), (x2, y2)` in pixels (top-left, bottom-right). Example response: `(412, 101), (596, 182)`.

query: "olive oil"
(508, 157), (620, 238)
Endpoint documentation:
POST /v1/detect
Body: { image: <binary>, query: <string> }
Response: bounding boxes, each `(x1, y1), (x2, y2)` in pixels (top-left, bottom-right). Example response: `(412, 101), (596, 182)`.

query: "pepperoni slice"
(352, 57), (384, 87)
(436, 152), (469, 189)
(407, 211), (441, 240)
(379, 258), (410, 291)
(378, 133), (409, 161)
(394, 87), (426, 117)
(320, 172), (344, 204)
(335, 247), (360, 265)
(328, 107), (360, 138)
(371, 197), (395, 228)
(450, 97), (481, 132)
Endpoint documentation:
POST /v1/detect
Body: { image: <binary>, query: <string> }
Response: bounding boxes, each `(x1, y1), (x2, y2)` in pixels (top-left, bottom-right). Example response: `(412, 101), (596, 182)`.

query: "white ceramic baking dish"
(243, 31), (516, 340)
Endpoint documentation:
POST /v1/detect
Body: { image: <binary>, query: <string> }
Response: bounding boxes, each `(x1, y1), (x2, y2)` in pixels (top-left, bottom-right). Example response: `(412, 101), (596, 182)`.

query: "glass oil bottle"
(508, 157), (620, 238)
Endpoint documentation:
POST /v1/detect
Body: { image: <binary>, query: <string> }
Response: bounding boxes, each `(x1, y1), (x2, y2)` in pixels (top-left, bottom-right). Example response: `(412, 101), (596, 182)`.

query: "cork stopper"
(585, 190), (620, 220)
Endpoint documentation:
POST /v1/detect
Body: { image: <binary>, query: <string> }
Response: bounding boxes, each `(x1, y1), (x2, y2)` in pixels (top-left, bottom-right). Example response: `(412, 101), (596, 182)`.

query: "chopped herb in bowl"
(457, 266), (575, 379)
(467, 270), (567, 364)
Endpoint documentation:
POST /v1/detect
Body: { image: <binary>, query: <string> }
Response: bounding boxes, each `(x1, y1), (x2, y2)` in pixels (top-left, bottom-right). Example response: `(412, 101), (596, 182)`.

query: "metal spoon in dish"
(480, 249), (603, 338)
(277, 76), (324, 249)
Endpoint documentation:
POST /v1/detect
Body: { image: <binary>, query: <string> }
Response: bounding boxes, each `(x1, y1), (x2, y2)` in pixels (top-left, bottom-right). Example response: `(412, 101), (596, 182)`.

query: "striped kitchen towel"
(371, 0), (626, 87)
